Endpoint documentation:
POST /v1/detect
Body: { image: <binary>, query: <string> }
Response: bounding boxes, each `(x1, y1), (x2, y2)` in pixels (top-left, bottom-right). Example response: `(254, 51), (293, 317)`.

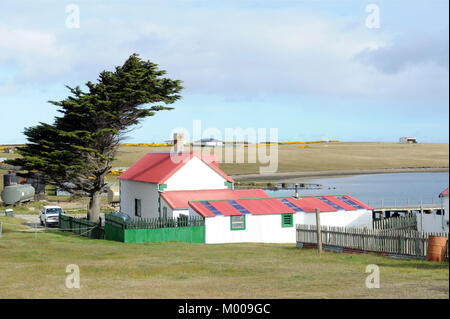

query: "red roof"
(161, 189), (270, 209)
(189, 195), (372, 217)
(440, 188), (449, 197)
(119, 152), (233, 184)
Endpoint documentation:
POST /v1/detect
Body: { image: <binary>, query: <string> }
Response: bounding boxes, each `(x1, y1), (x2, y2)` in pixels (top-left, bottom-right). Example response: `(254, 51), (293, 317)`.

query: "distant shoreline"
(231, 167), (449, 183)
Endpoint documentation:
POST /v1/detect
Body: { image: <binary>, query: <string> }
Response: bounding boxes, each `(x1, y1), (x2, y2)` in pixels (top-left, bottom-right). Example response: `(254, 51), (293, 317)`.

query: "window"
(230, 215), (245, 230)
(163, 206), (168, 219)
(282, 214), (293, 227)
(135, 199), (141, 217)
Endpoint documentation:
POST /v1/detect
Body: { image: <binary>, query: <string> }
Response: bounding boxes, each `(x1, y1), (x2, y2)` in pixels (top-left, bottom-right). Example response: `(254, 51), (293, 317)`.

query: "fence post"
(420, 201), (424, 234)
(315, 208), (322, 254)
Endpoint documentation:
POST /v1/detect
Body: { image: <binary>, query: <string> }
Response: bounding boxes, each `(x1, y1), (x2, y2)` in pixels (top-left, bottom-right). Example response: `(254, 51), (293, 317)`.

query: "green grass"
(0, 217), (448, 298)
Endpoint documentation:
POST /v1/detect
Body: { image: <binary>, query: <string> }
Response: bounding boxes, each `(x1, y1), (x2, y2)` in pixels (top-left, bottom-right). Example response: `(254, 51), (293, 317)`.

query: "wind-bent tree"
(7, 54), (183, 221)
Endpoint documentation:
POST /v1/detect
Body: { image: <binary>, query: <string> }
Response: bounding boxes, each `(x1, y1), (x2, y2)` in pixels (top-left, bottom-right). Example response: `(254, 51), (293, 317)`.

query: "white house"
(119, 151), (234, 219)
(399, 136), (417, 144)
(415, 188), (449, 233)
(188, 195), (373, 244)
(193, 138), (224, 147)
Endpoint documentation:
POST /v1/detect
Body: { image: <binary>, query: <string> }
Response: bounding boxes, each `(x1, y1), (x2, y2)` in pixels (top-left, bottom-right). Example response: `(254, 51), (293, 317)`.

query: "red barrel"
(426, 236), (448, 262)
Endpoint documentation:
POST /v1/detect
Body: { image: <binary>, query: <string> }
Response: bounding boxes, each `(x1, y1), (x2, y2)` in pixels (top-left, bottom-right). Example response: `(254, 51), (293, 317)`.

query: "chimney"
(173, 133), (184, 154)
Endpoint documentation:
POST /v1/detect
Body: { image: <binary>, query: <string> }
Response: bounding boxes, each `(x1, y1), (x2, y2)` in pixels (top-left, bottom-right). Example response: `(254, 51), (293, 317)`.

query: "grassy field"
(110, 142), (449, 175)
(2, 142), (449, 178)
(0, 216), (448, 299)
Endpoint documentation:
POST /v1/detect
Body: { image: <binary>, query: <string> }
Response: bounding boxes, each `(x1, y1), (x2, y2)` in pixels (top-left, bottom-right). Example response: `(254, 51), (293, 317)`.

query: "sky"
(0, 0), (448, 144)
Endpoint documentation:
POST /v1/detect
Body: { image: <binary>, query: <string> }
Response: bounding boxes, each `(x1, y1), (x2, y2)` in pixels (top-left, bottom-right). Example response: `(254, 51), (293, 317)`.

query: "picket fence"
(296, 224), (448, 259)
(371, 215), (417, 230)
(105, 213), (204, 230)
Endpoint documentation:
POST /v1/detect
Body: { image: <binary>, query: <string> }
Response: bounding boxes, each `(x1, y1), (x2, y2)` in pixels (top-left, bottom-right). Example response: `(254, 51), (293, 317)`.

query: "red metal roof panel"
(189, 201), (216, 217)
(287, 197), (338, 212)
(322, 196), (358, 211)
(119, 152), (233, 184)
(208, 200), (242, 216)
(161, 189), (269, 209)
(342, 195), (372, 210)
(234, 198), (296, 215)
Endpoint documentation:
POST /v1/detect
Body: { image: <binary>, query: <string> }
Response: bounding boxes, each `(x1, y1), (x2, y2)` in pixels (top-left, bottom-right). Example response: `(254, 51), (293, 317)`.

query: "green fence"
(104, 214), (205, 243)
(59, 214), (104, 239)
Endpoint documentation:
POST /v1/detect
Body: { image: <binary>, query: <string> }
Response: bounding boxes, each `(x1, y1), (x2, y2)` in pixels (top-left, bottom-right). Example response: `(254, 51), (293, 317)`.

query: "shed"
(188, 195), (373, 244)
(399, 137), (417, 144)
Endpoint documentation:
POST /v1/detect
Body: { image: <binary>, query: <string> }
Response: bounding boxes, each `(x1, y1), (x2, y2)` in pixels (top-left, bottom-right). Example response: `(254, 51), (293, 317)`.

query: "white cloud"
(0, 2), (447, 103)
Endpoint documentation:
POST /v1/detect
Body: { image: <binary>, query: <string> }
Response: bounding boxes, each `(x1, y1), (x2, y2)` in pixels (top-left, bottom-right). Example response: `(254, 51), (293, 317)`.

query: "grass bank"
(0, 217), (448, 298)
(109, 142), (449, 175)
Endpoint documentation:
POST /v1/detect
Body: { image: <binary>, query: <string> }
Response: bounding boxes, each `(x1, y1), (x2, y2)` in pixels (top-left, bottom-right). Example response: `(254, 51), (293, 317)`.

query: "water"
(265, 172), (449, 207)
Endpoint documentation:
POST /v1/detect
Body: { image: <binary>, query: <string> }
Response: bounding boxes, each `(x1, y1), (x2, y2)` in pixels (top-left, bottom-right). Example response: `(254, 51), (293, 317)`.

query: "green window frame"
(230, 215), (246, 230)
(281, 214), (293, 228)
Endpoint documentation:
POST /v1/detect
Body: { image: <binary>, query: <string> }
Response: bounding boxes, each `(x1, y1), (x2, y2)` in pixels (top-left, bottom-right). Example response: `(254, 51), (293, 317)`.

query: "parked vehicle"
(39, 206), (64, 226)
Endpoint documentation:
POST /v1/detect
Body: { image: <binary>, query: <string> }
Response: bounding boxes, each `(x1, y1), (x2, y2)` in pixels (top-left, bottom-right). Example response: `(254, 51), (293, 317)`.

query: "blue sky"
(0, 0), (448, 143)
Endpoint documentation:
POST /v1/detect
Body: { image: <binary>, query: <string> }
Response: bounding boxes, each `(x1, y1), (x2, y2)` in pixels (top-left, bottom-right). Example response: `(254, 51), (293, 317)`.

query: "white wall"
(160, 197), (189, 219)
(189, 208), (373, 244)
(416, 212), (448, 233)
(164, 156), (228, 191)
(120, 180), (159, 218)
(204, 214), (300, 244)
(443, 197), (449, 231)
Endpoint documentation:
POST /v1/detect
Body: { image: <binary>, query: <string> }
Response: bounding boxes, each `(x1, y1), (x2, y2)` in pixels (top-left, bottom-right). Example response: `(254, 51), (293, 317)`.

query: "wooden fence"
(296, 224), (448, 259)
(59, 214), (104, 239)
(372, 215), (417, 230)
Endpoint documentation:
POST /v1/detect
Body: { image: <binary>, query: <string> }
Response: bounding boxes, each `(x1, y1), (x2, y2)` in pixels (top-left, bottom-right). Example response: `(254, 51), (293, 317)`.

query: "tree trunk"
(88, 191), (102, 222)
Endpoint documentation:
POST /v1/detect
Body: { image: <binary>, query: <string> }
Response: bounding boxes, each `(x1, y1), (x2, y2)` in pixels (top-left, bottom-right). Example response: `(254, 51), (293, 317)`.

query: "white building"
(119, 151), (235, 219)
(188, 195), (373, 244)
(193, 138), (224, 147)
(416, 188), (449, 233)
(118, 135), (374, 244)
(399, 136), (417, 144)
(440, 188), (449, 217)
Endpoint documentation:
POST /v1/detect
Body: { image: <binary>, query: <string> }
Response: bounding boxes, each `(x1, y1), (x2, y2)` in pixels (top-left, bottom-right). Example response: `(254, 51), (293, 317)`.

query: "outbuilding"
(399, 137), (417, 144)
(193, 138), (224, 147)
(188, 195), (373, 244)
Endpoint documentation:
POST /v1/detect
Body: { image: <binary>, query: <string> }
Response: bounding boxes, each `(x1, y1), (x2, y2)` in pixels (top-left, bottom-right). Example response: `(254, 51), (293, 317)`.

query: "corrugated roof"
(118, 152), (233, 184)
(189, 195), (372, 217)
(161, 188), (270, 209)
